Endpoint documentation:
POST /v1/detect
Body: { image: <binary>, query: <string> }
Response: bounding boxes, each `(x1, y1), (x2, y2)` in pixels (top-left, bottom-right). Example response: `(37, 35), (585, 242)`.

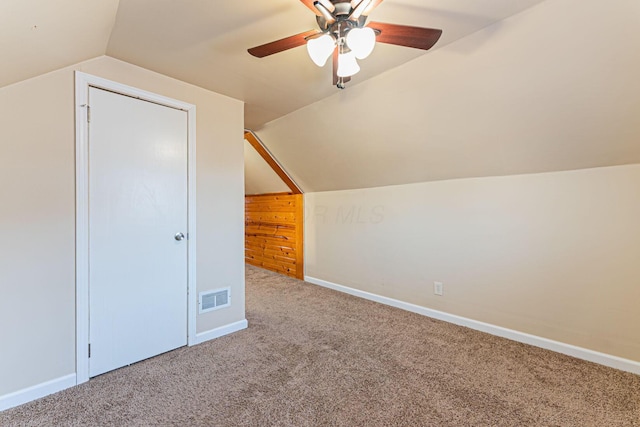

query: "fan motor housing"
(316, 5), (367, 32)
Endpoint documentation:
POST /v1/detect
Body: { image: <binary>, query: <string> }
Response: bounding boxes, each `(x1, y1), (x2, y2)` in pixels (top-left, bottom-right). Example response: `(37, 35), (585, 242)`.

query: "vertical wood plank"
(245, 193), (304, 279)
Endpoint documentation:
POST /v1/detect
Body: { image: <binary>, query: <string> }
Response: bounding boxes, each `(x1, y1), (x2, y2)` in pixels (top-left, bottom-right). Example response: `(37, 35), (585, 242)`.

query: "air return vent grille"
(199, 287), (231, 313)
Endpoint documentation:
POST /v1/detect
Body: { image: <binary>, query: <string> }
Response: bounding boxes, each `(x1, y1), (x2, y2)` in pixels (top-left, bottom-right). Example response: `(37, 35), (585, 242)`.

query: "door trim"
(74, 72), (198, 385)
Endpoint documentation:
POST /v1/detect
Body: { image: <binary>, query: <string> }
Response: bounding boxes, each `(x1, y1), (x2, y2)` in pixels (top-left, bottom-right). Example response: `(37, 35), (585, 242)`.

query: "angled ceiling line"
(244, 130), (303, 194)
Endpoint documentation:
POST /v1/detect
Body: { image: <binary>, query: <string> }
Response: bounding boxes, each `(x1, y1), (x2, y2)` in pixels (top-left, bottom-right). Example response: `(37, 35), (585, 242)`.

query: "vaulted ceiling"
(3, 0), (546, 129)
(258, 0), (640, 191)
(3, 0), (640, 192)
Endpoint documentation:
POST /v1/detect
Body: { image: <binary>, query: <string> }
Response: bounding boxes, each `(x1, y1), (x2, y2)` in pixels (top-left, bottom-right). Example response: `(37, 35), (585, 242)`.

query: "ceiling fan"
(248, 0), (442, 89)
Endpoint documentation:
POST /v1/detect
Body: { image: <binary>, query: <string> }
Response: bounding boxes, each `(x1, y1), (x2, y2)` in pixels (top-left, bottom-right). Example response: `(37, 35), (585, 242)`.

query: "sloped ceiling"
(2, 0), (546, 129)
(105, 0), (546, 129)
(244, 139), (291, 195)
(257, 0), (640, 191)
(2, 0), (639, 193)
(0, 0), (119, 87)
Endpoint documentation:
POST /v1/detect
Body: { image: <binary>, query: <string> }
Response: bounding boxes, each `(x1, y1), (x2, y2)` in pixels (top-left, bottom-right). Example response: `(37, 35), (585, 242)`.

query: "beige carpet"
(2, 265), (639, 426)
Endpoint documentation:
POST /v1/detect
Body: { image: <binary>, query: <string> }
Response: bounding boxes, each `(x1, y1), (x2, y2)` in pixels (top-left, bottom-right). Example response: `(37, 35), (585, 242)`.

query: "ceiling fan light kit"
(248, 0), (443, 89)
(337, 51), (360, 77)
(307, 24), (374, 72)
(307, 33), (335, 66)
(346, 26), (376, 59)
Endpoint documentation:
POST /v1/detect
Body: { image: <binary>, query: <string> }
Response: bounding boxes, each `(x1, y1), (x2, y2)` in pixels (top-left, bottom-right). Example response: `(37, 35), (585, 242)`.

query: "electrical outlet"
(434, 281), (443, 296)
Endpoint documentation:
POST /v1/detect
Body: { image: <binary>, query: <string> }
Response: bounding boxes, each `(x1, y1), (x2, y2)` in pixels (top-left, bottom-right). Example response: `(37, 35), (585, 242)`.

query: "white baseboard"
(0, 373), (76, 412)
(305, 276), (640, 376)
(1, 320), (248, 412)
(191, 319), (248, 345)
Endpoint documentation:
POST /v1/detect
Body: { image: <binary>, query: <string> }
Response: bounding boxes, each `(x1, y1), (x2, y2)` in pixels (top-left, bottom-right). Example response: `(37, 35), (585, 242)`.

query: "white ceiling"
(2, 0), (545, 129)
(107, 0), (551, 129)
(0, 0), (119, 87)
(3, 0), (639, 193)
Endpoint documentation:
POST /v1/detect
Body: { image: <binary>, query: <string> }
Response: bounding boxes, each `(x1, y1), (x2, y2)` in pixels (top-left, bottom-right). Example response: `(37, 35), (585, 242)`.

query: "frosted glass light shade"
(307, 34), (335, 67)
(346, 27), (376, 59)
(337, 51), (360, 77)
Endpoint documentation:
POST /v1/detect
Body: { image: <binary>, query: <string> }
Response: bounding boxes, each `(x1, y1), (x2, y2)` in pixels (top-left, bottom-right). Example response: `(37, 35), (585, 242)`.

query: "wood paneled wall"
(245, 193), (304, 279)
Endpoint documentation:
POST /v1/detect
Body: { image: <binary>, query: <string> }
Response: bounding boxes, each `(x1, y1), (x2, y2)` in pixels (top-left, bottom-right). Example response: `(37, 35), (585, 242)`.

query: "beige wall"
(305, 164), (640, 362)
(0, 56), (245, 396)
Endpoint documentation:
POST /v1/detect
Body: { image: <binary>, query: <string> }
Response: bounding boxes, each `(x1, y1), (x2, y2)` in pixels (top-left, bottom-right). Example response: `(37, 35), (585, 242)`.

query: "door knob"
(174, 232), (185, 241)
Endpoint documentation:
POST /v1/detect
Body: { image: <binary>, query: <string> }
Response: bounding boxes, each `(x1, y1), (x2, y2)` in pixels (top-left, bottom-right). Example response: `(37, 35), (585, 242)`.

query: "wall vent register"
(199, 288), (231, 313)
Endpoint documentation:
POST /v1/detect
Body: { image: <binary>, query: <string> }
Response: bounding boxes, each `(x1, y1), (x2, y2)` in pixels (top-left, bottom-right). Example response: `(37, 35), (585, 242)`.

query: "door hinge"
(87, 105), (91, 123)
(88, 343), (91, 358)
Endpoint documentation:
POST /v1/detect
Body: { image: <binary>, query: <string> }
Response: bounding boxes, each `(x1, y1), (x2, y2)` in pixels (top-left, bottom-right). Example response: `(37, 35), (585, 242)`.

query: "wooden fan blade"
(362, 0), (384, 16)
(300, 0), (322, 15)
(248, 30), (319, 58)
(368, 22), (442, 51)
(332, 48), (350, 86)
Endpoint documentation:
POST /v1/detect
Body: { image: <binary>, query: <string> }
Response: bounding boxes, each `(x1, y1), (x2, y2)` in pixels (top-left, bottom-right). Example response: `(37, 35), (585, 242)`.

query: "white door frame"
(74, 71), (198, 384)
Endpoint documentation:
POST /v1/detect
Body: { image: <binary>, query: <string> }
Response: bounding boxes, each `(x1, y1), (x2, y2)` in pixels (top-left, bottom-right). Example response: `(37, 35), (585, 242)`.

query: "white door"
(88, 87), (188, 377)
